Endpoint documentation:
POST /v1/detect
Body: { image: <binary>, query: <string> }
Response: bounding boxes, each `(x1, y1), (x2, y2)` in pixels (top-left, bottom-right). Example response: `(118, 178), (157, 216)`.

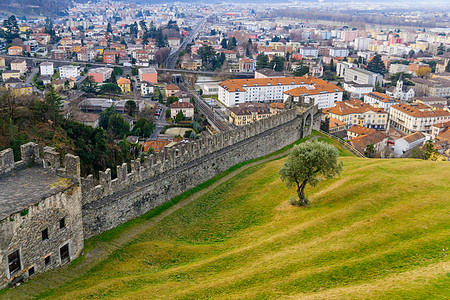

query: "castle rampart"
(0, 104), (320, 288)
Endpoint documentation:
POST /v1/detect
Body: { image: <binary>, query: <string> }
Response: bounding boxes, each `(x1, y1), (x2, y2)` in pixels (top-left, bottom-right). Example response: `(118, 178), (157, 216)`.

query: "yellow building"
(11, 59), (27, 74)
(323, 99), (388, 130)
(0, 56), (5, 67)
(2, 70), (21, 81)
(228, 103), (272, 126)
(19, 25), (30, 32)
(9, 83), (32, 96)
(117, 78), (131, 93)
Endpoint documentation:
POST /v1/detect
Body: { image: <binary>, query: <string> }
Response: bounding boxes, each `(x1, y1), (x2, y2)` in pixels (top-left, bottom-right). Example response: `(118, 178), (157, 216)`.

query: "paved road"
(149, 104), (168, 140)
(165, 18), (207, 69)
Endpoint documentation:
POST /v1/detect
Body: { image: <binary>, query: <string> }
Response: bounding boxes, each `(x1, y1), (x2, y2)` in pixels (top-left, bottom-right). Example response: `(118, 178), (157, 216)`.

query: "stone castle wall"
(82, 105), (321, 238)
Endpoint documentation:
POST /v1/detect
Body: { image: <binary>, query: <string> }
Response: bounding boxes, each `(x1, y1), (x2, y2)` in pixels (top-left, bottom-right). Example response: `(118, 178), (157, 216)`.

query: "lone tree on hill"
(279, 141), (342, 206)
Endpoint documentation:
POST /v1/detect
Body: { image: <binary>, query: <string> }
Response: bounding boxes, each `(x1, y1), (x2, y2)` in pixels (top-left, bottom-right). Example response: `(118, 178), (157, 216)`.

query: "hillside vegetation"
(24, 142), (449, 299)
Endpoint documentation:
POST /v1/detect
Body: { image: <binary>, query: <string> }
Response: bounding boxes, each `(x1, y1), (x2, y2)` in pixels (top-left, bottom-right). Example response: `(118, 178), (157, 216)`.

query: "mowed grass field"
(32, 142), (450, 299)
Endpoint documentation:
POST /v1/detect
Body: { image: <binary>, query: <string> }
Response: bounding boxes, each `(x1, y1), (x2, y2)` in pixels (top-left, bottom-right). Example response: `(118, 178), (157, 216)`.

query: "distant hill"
(0, 0), (72, 17)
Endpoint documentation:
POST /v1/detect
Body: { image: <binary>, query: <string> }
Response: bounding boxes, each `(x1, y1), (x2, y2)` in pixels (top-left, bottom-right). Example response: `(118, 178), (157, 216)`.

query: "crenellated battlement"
(80, 108), (299, 206)
(0, 142), (80, 182)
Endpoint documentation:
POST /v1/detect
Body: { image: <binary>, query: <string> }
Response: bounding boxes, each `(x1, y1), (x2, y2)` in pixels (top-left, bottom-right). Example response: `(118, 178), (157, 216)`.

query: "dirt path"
(2, 139), (308, 299)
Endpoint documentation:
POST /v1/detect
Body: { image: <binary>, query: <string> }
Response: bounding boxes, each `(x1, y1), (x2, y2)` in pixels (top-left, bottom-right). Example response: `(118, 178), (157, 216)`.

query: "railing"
(318, 129), (366, 158)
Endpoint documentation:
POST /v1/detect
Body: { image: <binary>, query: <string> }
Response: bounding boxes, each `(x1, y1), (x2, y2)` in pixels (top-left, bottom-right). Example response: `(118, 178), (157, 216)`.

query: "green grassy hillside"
(5, 137), (450, 299)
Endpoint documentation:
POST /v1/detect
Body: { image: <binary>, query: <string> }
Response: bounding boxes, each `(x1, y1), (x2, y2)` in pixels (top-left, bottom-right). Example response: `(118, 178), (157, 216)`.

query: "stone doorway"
(60, 243), (70, 265)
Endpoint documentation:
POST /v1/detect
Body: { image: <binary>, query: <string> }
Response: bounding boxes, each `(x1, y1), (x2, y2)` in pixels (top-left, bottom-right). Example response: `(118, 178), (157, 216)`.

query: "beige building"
(2, 70), (21, 81)
(411, 77), (450, 98)
(389, 103), (450, 135)
(228, 103), (272, 126)
(324, 99), (388, 130)
(170, 102), (194, 119)
(10, 59), (27, 74)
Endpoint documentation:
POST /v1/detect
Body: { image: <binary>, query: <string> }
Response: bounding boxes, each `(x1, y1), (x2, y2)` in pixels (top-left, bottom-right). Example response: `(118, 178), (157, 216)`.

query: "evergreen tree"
(44, 85), (63, 125)
(228, 37), (237, 49)
(139, 20), (147, 32)
(256, 54), (269, 70)
(366, 54), (386, 75)
(107, 22), (113, 33)
(270, 56), (285, 72)
(221, 38), (228, 49)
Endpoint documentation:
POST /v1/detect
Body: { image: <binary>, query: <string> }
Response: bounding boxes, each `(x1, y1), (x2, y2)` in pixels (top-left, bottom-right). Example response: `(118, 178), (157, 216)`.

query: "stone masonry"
(0, 104), (320, 288)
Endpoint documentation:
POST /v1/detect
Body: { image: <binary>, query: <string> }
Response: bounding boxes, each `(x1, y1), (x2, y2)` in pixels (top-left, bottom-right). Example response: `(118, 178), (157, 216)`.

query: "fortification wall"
(82, 106), (320, 238)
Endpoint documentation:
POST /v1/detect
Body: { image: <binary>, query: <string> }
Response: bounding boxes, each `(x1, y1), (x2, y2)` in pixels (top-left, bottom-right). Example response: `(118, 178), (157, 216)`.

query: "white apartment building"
(343, 82), (374, 99)
(344, 68), (383, 87)
(389, 102), (450, 135)
(336, 61), (357, 77)
(299, 47), (318, 59)
(354, 37), (370, 51)
(329, 48), (349, 57)
(363, 92), (401, 112)
(218, 76), (336, 107)
(59, 65), (80, 79)
(389, 64), (409, 74)
(283, 82), (343, 109)
(40, 62), (54, 76)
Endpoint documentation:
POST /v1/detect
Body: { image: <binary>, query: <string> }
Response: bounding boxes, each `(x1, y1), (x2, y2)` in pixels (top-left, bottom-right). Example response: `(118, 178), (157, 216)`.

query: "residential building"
(140, 81), (154, 97)
(414, 97), (448, 107)
(336, 61), (357, 77)
(87, 68), (113, 83)
(239, 58), (255, 72)
(2, 70), (21, 81)
(165, 84), (180, 97)
(282, 80), (343, 109)
(408, 62), (429, 75)
(299, 47), (318, 59)
(103, 50), (116, 64)
(9, 83), (32, 96)
(219, 76), (335, 107)
(344, 67), (383, 87)
(8, 46), (22, 56)
(394, 132), (427, 157)
(0, 56), (5, 67)
(51, 49), (66, 60)
(228, 103), (272, 126)
(10, 59), (27, 74)
(410, 77), (450, 98)
(138, 67), (157, 84)
(269, 102), (284, 114)
(329, 47), (349, 57)
(347, 125), (376, 140)
(4, 78), (22, 88)
(254, 69), (286, 79)
(343, 82), (373, 99)
(389, 102), (450, 135)
(59, 65), (80, 79)
(389, 64), (409, 74)
(73, 113), (100, 128)
(179, 54), (199, 71)
(168, 37), (180, 48)
(40, 62), (54, 76)
(328, 117), (347, 133)
(323, 99), (388, 130)
(363, 92), (401, 112)
(431, 120), (450, 140)
(170, 102), (194, 119)
(116, 78), (131, 93)
(350, 131), (388, 157)
(79, 98), (145, 114)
